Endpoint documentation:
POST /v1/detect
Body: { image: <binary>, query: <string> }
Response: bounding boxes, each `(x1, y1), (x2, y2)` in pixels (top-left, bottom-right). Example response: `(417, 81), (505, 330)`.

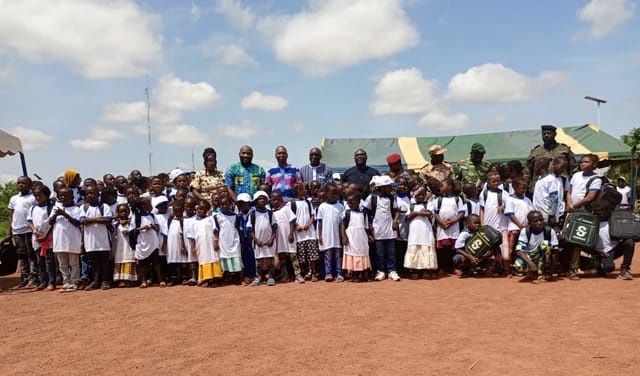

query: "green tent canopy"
(321, 124), (631, 172)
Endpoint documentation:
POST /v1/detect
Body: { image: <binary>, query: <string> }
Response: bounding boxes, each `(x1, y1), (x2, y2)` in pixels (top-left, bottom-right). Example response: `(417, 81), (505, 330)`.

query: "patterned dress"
(190, 170), (225, 201)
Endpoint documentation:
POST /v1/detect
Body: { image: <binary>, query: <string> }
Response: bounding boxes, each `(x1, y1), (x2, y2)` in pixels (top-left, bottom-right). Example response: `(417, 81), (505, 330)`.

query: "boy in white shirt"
(504, 177), (533, 274)
(49, 188), (83, 292)
(480, 172), (510, 274)
(616, 177), (631, 206)
(591, 206), (634, 280)
(532, 157), (567, 226)
(317, 183), (345, 282)
(513, 211), (559, 283)
(5, 176), (37, 288)
(80, 185), (114, 290)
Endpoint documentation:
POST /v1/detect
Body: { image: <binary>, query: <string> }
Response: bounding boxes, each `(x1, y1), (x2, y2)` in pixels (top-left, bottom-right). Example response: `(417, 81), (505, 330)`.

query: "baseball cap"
(237, 193), (252, 203)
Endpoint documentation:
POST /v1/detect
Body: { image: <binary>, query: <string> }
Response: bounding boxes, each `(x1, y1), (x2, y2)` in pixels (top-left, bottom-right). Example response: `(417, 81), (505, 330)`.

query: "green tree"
(621, 127), (640, 158)
(0, 182), (19, 239)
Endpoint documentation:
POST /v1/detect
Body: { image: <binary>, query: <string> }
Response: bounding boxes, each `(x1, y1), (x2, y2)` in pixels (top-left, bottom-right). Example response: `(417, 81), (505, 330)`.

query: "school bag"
(213, 213), (243, 235)
(464, 225), (502, 260)
(562, 209), (599, 248)
(290, 199), (312, 217)
(366, 193), (397, 222)
(584, 176), (622, 213)
(482, 189), (503, 207)
(83, 203), (115, 247)
(525, 226), (553, 244)
(343, 209), (367, 229)
(250, 210), (274, 231)
(0, 242), (18, 276)
(608, 205), (640, 241)
(434, 195), (463, 230)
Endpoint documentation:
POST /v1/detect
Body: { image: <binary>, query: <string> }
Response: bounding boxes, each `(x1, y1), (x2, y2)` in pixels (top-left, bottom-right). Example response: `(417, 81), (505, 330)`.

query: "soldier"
(455, 143), (491, 187)
(386, 153), (410, 179)
(527, 125), (576, 180)
(419, 145), (454, 183)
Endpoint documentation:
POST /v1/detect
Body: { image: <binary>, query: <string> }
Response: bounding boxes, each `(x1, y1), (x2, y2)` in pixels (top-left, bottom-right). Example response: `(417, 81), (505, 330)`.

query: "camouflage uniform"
(419, 161), (454, 183)
(527, 142), (576, 176)
(455, 159), (492, 185)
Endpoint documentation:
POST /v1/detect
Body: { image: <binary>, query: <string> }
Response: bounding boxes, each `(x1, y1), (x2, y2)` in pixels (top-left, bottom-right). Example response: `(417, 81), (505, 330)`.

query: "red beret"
(386, 153), (401, 164)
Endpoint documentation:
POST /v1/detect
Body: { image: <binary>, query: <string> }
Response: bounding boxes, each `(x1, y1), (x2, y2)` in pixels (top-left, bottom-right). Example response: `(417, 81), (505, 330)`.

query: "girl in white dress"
(405, 186), (438, 279)
(214, 198), (244, 284)
(248, 191), (278, 286)
(188, 199), (223, 287)
(341, 192), (372, 282)
(166, 199), (189, 285)
(113, 204), (138, 287)
(130, 197), (164, 288)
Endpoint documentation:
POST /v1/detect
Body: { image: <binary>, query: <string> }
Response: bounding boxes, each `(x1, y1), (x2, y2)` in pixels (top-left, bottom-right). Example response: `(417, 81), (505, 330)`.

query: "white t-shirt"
(434, 196), (464, 241)
(515, 227), (559, 253)
(504, 195), (533, 231)
(454, 230), (474, 250)
(407, 202), (435, 247)
(8, 192), (36, 235)
(364, 194), (396, 240)
(595, 221), (618, 254)
(155, 212), (169, 256)
(50, 205), (82, 254)
(289, 199), (316, 242)
(27, 204), (52, 250)
(113, 221), (136, 264)
(213, 212), (242, 259)
(247, 209), (277, 259)
(342, 209), (369, 257)
(316, 201), (344, 250)
(569, 172), (601, 206)
(166, 217), (188, 264)
(464, 199), (480, 217)
(130, 213), (159, 260)
(273, 206), (297, 254)
(80, 203), (113, 252)
(183, 215), (197, 263)
(480, 189), (510, 231)
(532, 174), (563, 222)
(395, 195), (411, 241)
(187, 216), (219, 264)
(617, 186), (631, 205)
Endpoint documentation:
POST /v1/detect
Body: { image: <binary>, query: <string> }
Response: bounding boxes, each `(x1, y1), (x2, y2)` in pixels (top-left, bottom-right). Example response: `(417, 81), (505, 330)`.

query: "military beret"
(541, 124), (557, 132)
(471, 143), (486, 154)
(386, 153), (401, 164)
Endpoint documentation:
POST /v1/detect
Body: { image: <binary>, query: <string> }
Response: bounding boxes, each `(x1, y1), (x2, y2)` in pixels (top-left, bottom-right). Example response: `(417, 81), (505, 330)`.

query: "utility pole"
(145, 75), (152, 176)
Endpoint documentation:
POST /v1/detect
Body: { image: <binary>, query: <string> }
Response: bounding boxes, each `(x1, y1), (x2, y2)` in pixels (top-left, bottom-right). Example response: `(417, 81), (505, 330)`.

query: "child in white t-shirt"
(365, 176), (400, 281)
(434, 178), (465, 276)
(213, 198), (244, 284)
(404, 186), (437, 279)
(480, 172), (510, 274)
(290, 183), (319, 282)
(341, 192), (372, 282)
(49, 187), (82, 292)
(80, 185), (114, 290)
(513, 211), (559, 283)
(7, 176), (37, 288)
(166, 199), (189, 285)
(271, 191), (302, 283)
(248, 191), (278, 286)
(504, 177), (533, 275)
(532, 157), (567, 225)
(317, 183), (345, 282)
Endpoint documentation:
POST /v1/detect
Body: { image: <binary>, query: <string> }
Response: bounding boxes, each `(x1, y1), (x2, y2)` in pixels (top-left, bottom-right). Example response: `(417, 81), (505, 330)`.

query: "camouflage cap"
(470, 143), (486, 154)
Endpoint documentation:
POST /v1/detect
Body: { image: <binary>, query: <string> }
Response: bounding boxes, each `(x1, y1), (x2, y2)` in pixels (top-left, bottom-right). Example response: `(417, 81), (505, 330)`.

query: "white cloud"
(215, 44), (258, 66)
(447, 63), (568, 103)
(479, 113), (508, 126)
(102, 101), (147, 123)
(155, 74), (220, 111)
(0, 0), (162, 79)
(291, 123), (303, 133)
(70, 127), (125, 151)
(370, 68), (439, 115)
(370, 68), (469, 130)
(220, 121), (261, 139)
(0, 174), (19, 185)
(0, 55), (13, 79)
(577, 0), (635, 39)
(264, 0), (419, 76)
(7, 126), (54, 151)
(157, 124), (211, 146)
(241, 91), (288, 111)
(191, 1), (201, 22)
(215, 0), (255, 30)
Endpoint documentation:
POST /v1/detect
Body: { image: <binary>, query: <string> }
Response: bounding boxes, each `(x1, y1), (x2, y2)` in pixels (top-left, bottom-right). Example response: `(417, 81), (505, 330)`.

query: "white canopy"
(0, 129), (23, 158)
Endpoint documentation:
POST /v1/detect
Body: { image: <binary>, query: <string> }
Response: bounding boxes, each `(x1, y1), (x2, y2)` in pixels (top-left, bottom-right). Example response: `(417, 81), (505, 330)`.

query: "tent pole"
(19, 152), (28, 177)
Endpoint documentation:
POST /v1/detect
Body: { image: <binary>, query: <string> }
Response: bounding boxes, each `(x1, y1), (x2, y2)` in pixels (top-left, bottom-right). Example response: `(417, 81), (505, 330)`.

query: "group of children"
(4, 151), (635, 293)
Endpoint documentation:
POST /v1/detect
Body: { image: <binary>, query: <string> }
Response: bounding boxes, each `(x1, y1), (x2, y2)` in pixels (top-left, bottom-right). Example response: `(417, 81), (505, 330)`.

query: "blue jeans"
(323, 247), (342, 277)
(376, 239), (396, 273)
(80, 254), (92, 282)
(37, 248), (57, 286)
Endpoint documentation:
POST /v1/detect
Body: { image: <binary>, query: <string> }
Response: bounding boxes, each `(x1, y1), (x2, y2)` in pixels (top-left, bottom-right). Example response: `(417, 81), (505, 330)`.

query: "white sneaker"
(389, 271), (401, 281)
(374, 271), (386, 281)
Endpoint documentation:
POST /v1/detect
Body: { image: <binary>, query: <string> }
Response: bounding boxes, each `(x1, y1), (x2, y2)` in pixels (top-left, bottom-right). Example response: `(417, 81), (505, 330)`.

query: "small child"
(513, 211), (559, 283)
(188, 200), (223, 287)
(166, 199), (189, 285)
(271, 191), (302, 283)
(317, 182), (345, 282)
(113, 204), (138, 287)
(248, 191), (278, 286)
(404, 186), (437, 279)
(341, 192), (372, 282)
(290, 183), (319, 282)
(153, 196), (170, 283)
(7, 176), (37, 288)
(532, 157), (563, 226)
(394, 177), (411, 277)
(213, 197), (244, 284)
(479, 172), (510, 275)
(236, 193), (256, 284)
(503, 177), (533, 275)
(566, 154), (601, 280)
(434, 178), (465, 276)
(27, 185), (56, 291)
(49, 187), (82, 292)
(183, 197), (198, 285)
(452, 214), (492, 276)
(365, 176), (400, 281)
(80, 184), (114, 290)
(130, 197), (165, 288)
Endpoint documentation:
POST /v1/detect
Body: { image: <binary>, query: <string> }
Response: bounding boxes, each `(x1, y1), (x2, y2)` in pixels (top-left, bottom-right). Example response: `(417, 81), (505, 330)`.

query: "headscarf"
(63, 169), (79, 187)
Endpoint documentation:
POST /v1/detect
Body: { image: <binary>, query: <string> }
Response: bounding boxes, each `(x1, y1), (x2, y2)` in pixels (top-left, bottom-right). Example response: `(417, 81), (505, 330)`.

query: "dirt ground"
(1, 267), (639, 376)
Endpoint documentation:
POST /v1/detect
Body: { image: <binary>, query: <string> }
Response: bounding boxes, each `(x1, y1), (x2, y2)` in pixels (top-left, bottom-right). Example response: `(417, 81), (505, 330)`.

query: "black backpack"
(434, 195), (463, 229)
(482, 189), (503, 207)
(290, 199), (312, 216)
(213, 213), (243, 236)
(464, 225), (502, 260)
(584, 176), (622, 213)
(250, 210), (274, 231)
(525, 226), (552, 244)
(343, 208), (367, 229)
(0, 242), (18, 276)
(609, 205), (640, 241)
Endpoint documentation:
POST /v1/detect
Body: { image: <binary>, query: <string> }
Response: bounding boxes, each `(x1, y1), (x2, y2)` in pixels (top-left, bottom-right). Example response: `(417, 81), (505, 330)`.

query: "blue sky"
(0, 0), (638, 184)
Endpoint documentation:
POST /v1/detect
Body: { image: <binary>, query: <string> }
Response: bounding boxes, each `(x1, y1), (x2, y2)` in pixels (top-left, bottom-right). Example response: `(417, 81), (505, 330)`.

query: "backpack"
(562, 209), (599, 248)
(435, 195), (463, 229)
(128, 211), (143, 249)
(250, 210), (274, 231)
(366, 193), (397, 222)
(525, 226), (552, 244)
(343, 209), (367, 229)
(0, 242), (18, 276)
(83, 203), (115, 247)
(213, 213), (243, 236)
(290, 199), (312, 217)
(464, 225), (502, 260)
(584, 176), (622, 213)
(482, 189), (503, 207)
(608, 205), (640, 241)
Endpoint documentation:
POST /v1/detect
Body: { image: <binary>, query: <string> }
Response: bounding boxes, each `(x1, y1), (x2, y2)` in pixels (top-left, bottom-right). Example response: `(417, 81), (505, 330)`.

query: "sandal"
(118, 281), (127, 288)
(159, 282), (167, 288)
(139, 283), (147, 288)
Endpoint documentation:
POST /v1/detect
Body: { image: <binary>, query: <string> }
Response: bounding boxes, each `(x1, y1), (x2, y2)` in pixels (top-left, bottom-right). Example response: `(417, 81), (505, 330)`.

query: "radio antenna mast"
(145, 75), (152, 175)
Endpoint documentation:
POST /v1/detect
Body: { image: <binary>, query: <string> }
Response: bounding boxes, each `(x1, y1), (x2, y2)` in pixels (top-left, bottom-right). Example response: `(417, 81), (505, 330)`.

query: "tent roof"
(321, 124), (631, 172)
(0, 129), (23, 158)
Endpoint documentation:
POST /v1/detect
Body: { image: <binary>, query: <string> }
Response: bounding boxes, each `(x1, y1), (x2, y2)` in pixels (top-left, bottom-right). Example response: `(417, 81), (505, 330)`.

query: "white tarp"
(0, 129), (23, 158)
